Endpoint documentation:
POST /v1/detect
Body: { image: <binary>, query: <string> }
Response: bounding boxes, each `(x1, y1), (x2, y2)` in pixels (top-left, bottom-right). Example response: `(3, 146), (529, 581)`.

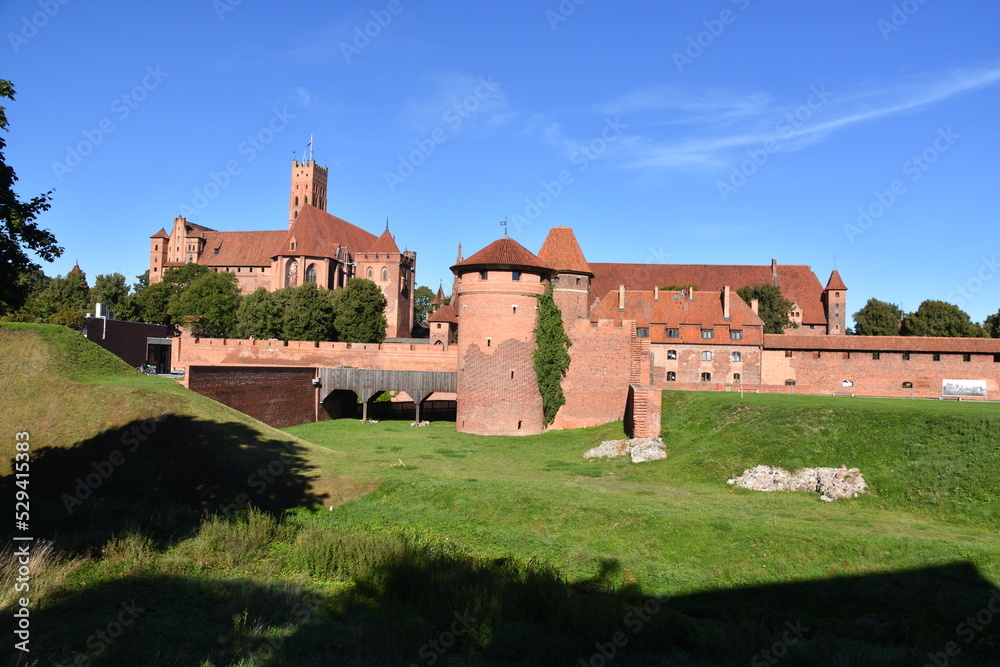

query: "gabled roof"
(366, 227), (401, 254)
(825, 269), (847, 291)
(427, 304), (458, 324)
(451, 236), (554, 274)
(199, 230), (287, 266)
(538, 227), (591, 275)
(589, 263), (828, 326)
(765, 334), (1000, 354)
(591, 289), (764, 329)
(150, 228), (170, 239)
(276, 204), (378, 259)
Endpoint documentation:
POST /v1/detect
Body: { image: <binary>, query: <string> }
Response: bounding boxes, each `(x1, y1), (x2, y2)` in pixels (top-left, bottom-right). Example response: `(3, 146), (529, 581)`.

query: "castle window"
(510, 371), (515, 379)
(381, 267), (388, 282)
(731, 352), (742, 362)
(436, 323), (442, 329)
(667, 349), (677, 360)
(553, 277), (560, 285)
(995, 354), (1000, 363)
(872, 352), (881, 360)
(576, 277), (581, 285)
(963, 354), (971, 362)
(154, 244), (158, 251)
(701, 329), (714, 339)
(933, 354), (940, 361)
(785, 350), (793, 358)
(902, 382), (913, 388)
(305, 264), (317, 283)
(512, 271), (521, 281)
(666, 328), (679, 338)
(480, 271), (489, 280)
(367, 268), (374, 280)
(730, 330), (743, 340)
(666, 371), (676, 382)
(702, 351), (713, 362)
(636, 327), (649, 338)
(487, 338), (491, 347)
(294, 196), (299, 206)
(733, 373), (741, 382)
(285, 260), (298, 287)
(902, 353), (910, 361)
(701, 372), (712, 382)
(785, 379), (796, 386)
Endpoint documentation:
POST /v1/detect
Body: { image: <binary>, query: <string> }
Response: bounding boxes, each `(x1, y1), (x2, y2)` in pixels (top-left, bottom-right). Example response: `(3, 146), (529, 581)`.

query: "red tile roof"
(825, 269), (847, 291)
(589, 263), (828, 326)
(538, 227), (591, 274)
(427, 304), (458, 324)
(765, 334), (1000, 354)
(276, 205), (378, 259)
(366, 227), (401, 254)
(150, 228), (169, 239)
(591, 288), (764, 329)
(199, 230), (288, 266)
(452, 236), (554, 273)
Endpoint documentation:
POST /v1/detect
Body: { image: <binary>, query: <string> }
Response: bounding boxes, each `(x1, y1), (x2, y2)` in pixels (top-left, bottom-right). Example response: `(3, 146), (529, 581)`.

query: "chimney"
(654, 285), (660, 301)
(771, 258), (778, 286)
(722, 286), (731, 320)
(688, 288), (695, 302)
(618, 283), (626, 311)
(751, 298), (759, 314)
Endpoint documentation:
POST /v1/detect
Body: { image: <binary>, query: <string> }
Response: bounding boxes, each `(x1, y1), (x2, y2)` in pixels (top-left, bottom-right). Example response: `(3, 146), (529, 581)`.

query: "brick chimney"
(723, 285), (731, 320)
(751, 298), (759, 314)
(618, 283), (626, 311)
(654, 285), (659, 301)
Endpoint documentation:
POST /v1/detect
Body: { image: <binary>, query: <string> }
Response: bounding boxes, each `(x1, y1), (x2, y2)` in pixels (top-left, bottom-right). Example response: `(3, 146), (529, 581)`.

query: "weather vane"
(500, 218), (508, 236)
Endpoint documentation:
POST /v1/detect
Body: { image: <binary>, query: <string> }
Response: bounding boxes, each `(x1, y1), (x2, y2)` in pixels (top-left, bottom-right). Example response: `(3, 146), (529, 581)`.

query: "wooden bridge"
(317, 368), (457, 422)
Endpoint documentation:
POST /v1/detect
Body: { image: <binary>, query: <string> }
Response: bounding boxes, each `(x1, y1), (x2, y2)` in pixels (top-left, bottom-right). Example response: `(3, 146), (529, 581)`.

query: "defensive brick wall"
(188, 366), (320, 428)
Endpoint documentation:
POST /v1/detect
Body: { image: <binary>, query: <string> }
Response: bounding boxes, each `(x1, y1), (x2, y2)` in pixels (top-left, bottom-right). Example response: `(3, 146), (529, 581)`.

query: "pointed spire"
(385, 217), (390, 231)
(825, 269), (847, 291)
(456, 243), (463, 263)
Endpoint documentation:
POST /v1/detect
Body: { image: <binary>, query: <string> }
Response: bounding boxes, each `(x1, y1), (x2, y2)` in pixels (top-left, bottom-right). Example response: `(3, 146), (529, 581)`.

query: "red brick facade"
(188, 366), (321, 428)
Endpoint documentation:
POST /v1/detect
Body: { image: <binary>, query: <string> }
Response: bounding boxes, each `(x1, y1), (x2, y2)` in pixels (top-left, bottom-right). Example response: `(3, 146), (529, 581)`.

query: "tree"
(736, 284), (796, 334)
(534, 284), (571, 427)
(32, 268), (90, 320)
(168, 270), (240, 337)
(985, 310), (1000, 338)
(413, 285), (436, 324)
(90, 273), (131, 317)
(900, 300), (986, 338)
(335, 278), (387, 343)
(0, 79), (62, 316)
(280, 283), (338, 341)
(234, 288), (283, 339)
(852, 298), (903, 336)
(132, 280), (174, 324)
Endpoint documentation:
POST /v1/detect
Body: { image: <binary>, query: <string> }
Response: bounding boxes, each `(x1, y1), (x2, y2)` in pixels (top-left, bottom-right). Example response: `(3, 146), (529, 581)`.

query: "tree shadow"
(0, 415), (326, 552)
(8, 548), (998, 666)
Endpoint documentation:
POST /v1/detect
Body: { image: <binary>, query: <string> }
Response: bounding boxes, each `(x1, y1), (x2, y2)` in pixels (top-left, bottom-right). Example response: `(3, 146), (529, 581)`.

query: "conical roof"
(538, 226), (591, 274)
(451, 236), (554, 274)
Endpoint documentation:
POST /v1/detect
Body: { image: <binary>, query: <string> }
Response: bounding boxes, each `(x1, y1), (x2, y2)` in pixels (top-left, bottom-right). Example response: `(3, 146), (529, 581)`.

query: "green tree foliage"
(852, 298), (903, 336)
(168, 270), (240, 337)
(533, 284), (572, 427)
(736, 284), (796, 334)
(234, 287), (283, 339)
(32, 269), (90, 321)
(90, 273), (131, 318)
(900, 300), (986, 338)
(413, 285), (436, 323)
(47, 310), (85, 329)
(0, 79), (62, 316)
(335, 278), (387, 343)
(279, 282), (339, 342)
(985, 310), (1000, 338)
(661, 284), (699, 292)
(132, 281), (174, 324)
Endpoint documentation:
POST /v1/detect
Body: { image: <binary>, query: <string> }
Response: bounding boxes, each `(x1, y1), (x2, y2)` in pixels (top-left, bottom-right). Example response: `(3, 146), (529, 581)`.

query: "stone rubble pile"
(583, 437), (667, 463)
(727, 464), (868, 501)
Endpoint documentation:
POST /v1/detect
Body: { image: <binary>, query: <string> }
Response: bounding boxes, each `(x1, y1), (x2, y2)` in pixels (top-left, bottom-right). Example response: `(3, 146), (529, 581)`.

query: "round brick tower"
(451, 235), (556, 436)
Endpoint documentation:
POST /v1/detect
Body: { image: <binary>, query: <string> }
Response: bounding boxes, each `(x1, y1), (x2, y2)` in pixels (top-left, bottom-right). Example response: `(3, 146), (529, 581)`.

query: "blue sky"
(4, 0), (1000, 325)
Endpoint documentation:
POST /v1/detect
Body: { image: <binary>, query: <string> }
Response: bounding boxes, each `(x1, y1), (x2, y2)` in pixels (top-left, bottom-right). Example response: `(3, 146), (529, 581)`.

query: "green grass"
(4, 325), (1000, 665)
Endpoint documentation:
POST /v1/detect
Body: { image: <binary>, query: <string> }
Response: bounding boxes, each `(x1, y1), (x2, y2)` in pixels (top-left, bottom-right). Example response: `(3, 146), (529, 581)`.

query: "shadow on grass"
(7, 551), (999, 666)
(0, 415), (325, 552)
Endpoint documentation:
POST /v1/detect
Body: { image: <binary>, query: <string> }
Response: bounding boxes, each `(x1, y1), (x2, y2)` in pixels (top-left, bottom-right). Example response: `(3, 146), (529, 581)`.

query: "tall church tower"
(823, 269), (848, 335)
(288, 159), (328, 227)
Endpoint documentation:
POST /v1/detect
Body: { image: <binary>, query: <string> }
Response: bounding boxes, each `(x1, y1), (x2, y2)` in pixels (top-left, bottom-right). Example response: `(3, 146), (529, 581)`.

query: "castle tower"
(823, 269), (848, 335)
(288, 159), (328, 227)
(538, 226), (593, 321)
(450, 235), (555, 436)
(149, 228), (169, 284)
(354, 223), (416, 339)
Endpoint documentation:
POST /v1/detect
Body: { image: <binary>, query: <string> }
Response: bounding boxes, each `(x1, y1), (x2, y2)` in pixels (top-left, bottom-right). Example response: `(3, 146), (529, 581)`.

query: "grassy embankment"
(2, 323), (999, 665)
